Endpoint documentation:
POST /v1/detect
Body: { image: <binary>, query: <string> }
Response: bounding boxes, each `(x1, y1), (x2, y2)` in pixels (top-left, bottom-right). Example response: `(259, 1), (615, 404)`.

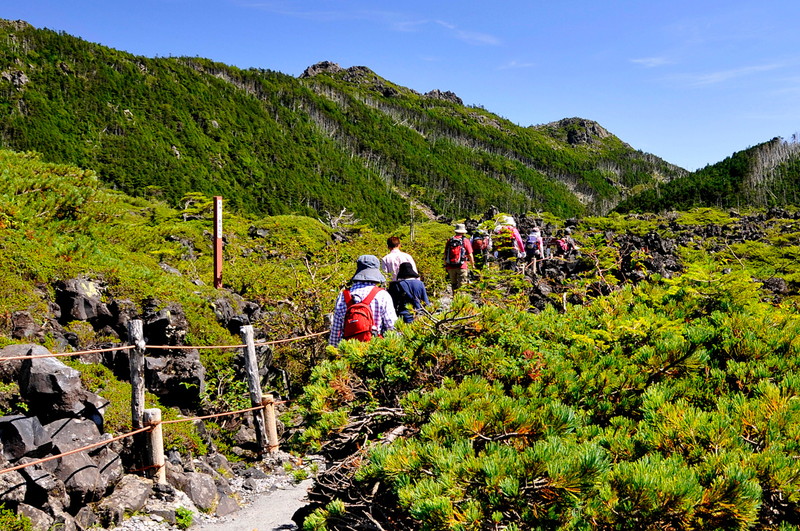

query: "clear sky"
(4, 0), (800, 170)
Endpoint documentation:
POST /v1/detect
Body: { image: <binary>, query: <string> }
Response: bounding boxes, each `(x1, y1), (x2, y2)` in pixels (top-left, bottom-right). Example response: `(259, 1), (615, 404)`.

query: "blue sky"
(4, 0), (800, 170)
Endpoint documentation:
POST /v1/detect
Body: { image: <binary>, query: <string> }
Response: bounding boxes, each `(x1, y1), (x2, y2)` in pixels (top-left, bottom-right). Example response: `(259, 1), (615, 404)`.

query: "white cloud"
(240, 2), (500, 45)
(455, 29), (500, 46)
(630, 56), (673, 68)
(434, 20), (500, 46)
(683, 63), (783, 86)
(498, 60), (535, 70)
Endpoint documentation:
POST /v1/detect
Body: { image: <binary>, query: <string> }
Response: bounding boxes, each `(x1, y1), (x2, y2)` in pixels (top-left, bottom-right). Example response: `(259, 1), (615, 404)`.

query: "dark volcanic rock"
(18, 356), (89, 421)
(96, 474), (153, 527)
(11, 311), (42, 340)
(0, 415), (51, 460)
(0, 344), (51, 383)
(145, 349), (206, 405)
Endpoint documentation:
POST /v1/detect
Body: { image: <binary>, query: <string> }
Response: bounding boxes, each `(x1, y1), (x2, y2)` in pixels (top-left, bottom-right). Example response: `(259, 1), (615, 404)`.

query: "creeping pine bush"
(298, 261), (800, 529)
(0, 504), (32, 531)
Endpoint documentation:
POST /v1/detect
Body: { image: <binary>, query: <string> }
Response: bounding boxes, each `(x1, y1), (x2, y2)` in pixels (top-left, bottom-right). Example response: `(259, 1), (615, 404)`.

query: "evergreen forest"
(0, 19), (689, 228)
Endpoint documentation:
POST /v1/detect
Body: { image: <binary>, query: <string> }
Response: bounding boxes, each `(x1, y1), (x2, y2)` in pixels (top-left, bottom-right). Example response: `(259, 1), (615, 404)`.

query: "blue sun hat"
(351, 254), (386, 283)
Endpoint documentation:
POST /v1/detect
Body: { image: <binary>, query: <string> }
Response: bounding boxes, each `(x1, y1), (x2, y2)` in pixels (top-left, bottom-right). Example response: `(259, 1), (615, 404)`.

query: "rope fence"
(0, 329), (330, 360)
(0, 425), (152, 476)
(0, 321), (322, 481)
(0, 344), (135, 362)
(0, 396), (288, 478)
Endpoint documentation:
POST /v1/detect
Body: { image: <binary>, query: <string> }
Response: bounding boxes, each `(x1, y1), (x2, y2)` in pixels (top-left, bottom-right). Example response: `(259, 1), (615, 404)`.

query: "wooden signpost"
(213, 196), (223, 289)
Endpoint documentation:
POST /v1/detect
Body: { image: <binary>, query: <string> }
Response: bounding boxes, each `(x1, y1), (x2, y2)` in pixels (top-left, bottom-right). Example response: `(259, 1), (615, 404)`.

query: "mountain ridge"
(0, 19), (687, 225)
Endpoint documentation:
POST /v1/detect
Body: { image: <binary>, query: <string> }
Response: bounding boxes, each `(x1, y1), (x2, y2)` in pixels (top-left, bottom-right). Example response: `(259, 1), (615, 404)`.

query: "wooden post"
(264, 393), (280, 454)
(143, 408), (167, 485)
(128, 319), (147, 473)
(128, 320), (145, 430)
(240, 325), (269, 453)
(213, 196), (223, 289)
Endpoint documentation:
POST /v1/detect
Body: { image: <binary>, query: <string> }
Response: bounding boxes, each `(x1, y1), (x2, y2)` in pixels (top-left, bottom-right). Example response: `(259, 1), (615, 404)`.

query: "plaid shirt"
(329, 282), (397, 346)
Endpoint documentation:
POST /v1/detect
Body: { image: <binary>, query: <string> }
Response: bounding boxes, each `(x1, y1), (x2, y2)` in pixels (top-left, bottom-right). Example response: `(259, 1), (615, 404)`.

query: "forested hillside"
(0, 19), (686, 228)
(616, 136), (800, 213)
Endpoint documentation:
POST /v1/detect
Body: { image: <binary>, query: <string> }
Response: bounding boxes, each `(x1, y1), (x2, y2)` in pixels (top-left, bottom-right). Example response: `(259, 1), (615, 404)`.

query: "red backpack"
(342, 286), (382, 342)
(472, 234), (488, 252)
(445, 236), (467, 266)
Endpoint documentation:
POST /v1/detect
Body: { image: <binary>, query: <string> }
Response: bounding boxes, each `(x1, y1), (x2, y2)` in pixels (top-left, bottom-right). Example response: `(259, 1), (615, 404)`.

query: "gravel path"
(194, 478), (314, 531)
(108, 456), (321, 531)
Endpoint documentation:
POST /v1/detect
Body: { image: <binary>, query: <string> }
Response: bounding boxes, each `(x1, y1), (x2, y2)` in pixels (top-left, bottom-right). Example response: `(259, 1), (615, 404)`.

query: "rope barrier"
(0, 425), (152, 476)
(0, 324), (308, 477)
(160, 403), (266, 425)
(0, 330), (330, 362)
(159, 398), (289, 426)
(145, 344), (245, 350)
(0, 399), (291, 477)
(256, 330), (329, 346)
(142, 330), (329, 351)
(0, 344), (134, 362)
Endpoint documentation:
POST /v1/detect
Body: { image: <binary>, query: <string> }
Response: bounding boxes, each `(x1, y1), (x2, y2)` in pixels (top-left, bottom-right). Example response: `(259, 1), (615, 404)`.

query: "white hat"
(497, 215), (516, 227)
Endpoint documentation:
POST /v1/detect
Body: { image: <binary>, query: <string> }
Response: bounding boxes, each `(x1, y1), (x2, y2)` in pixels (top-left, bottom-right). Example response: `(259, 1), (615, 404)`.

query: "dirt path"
(195, 478), (314, 531)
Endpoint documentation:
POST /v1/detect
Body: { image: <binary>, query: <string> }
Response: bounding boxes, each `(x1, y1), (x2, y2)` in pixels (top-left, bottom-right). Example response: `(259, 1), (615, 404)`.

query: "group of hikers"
(328, 216), (579, 347)
(328, 237), (429, 347)
(468, 215), (580, 273)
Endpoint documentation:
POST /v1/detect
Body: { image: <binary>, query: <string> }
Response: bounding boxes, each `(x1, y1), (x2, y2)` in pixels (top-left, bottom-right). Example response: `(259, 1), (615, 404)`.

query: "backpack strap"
(360, 285), (382, 306)
(343, 286), (381, 306)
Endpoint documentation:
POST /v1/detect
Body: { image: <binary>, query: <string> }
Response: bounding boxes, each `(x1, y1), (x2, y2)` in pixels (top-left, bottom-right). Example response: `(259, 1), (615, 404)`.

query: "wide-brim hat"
(454, 223), (468, 234)
(397, 262), (419, 279)
(351, 254), (385, 283)
(498, 215), (516, 227)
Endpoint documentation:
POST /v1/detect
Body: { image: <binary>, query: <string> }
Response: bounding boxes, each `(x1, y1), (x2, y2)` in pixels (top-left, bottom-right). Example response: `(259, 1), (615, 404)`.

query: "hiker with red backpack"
(471, 229), (492, 269)
(329, 255), (397, 347)
(443, 223), (475, 293)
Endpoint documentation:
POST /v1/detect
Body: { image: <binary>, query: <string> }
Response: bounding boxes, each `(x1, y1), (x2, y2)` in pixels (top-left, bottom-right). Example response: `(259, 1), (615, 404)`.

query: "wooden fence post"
(143, 408), (167, 485)
(128, 319), (147, 473)
(128, 320), (145, 430)
(240, 325), (269, 453)
(264, 393), (280, 454)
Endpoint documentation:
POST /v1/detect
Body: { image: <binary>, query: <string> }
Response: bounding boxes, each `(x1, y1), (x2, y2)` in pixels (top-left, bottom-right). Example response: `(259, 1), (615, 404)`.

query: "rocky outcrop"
(0, 69), (29, 89)
(300, 60), (343, 78)
(537, 117), (620, 146)
(425, 89), (463, 105)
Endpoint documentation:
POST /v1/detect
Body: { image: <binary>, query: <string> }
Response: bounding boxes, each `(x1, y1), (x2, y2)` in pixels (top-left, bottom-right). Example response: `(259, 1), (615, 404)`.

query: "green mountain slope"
(615, 136), (800, 213)
(0, 19), (685, 228)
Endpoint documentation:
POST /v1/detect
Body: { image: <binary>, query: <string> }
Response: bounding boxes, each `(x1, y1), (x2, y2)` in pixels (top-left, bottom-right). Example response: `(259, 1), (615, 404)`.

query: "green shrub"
(175, 506), (193, 530)
(0, 504), (32, 531)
